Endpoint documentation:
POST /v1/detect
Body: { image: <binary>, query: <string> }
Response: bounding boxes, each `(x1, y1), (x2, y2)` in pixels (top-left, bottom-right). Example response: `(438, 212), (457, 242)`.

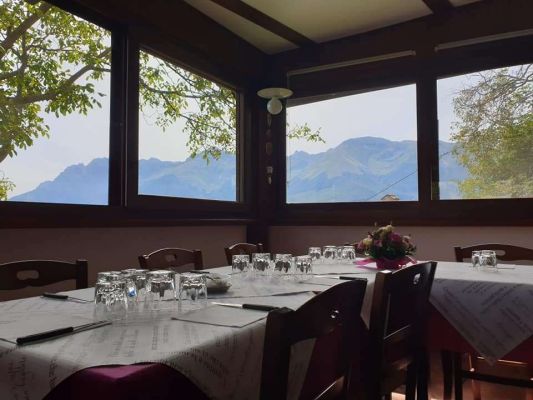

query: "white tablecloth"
(429, 261), (533, 363)
(0, 276), (318, 400)
(1, 260), (532, 399)
(314, 261), (533, 363)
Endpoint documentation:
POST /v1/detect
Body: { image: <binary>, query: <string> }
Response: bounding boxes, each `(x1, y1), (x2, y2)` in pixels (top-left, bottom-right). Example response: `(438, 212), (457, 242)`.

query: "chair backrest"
(0, 259), (89, 291)
(366, 261), (437, 397)
(260, 278), (368, 400)
(454, 244), (533, 262)
(138, 248), (203, 272)
(224, 242), (264, 265)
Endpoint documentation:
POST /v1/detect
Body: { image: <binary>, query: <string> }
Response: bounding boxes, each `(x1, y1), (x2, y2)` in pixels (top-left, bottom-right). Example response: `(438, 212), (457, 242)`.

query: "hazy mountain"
(10, 137), (467, 204)
(287, 137), (467, 202)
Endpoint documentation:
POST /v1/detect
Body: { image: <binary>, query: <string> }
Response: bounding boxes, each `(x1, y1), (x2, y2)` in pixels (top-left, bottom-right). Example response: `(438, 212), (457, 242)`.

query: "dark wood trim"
(422, 0), (454, 15)
(47, 0), (119, 32)
(274, 197), (533, 226)
(126, 44), (251, 217)
(75, 0), (266, 85)
(208, 0), (315, 48)
(287, 55), (418, 102)
(125, 40), (140, 206)
(416, 49), (440, 203)
(273, 0), (533, 74)
(0, 202), (254, 228)
(108, 31), (128, 207)
(272, 36), (533, 228)
(431, 35), (533, 79)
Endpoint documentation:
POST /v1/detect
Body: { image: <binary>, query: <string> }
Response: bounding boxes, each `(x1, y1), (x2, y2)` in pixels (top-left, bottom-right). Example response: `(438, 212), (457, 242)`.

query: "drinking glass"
(146, 270), (177, 310)
(94, 280), (113, 320)
(480, 250), (498, 270)
(340, 245), (356, 262)
(308, 247), (322, 262)
(274, 254), (293, 275)
(322, 246), (337, 263)
(336, 246), (344, 262)
(232, 254), (250, 275)
(178, 273), (208, 304)
(123, 269), (149, 310)
(471, 250), (481, 268)
(94, 279), (128, 320)
(252, 253), (272, 277)
(97, 271), (122, 282)
(294, 255), (313, 282)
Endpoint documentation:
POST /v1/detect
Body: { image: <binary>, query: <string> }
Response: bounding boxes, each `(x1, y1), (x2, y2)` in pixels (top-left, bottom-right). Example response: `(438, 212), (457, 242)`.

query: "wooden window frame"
(276, 36), (533, 226)
(0, 0), (255, 228)
(125, 43), (252, 218)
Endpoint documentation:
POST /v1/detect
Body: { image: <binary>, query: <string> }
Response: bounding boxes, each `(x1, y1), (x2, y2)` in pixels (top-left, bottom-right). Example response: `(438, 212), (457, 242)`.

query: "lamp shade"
(257, 87), (293, 115)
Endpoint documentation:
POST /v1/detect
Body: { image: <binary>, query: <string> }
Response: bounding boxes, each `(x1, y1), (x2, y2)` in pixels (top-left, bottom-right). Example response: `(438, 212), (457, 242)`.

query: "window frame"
(0, 0), (255, 227)
(125, 43), (251, 218)
(276, 36), (533, 226)
(0, 0), (122, 212)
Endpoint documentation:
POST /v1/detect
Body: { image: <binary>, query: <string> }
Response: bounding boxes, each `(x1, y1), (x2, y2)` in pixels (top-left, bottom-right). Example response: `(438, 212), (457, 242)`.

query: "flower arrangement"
(356, 224), (416, 269)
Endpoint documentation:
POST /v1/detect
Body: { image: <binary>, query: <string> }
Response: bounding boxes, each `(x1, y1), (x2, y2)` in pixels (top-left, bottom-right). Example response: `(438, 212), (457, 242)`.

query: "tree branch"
(0, 2), (52, 61)
(1, 48), (111, 106)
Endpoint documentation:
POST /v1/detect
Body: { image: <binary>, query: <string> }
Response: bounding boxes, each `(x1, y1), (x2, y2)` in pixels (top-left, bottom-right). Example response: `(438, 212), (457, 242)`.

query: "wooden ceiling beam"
(209, 0), (315, 48)
(422, 0), (454, 15)
(273, 0), (533, 73)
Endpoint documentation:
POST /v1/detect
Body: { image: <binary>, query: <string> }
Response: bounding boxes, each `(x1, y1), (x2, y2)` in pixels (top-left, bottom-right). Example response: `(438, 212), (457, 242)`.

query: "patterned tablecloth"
(1, 261), (532, 399)
(0, 275), (320, 400)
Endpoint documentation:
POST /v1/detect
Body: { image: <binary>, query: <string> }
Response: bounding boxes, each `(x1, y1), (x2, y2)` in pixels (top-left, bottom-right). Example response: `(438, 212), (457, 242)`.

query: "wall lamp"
(257, 87), (293, 115)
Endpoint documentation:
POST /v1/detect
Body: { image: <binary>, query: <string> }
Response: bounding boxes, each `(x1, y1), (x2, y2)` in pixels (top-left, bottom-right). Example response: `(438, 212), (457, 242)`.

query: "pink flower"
(390, 233), (403, 243)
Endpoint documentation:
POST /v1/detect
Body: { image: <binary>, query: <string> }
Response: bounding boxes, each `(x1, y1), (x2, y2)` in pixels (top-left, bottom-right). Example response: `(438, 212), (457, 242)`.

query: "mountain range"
(9, 137), (467, 204)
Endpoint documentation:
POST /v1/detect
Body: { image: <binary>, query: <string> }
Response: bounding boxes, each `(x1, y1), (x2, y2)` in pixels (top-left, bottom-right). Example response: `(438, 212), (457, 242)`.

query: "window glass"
(138, 50), (237, 202)
(0, 1), (110, 204)
(286, 84), (418, 203)
(438, 64), (533, 199)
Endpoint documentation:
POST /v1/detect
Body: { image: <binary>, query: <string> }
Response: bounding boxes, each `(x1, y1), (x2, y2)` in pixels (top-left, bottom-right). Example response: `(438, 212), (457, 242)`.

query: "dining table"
(0, 260), (531, 400)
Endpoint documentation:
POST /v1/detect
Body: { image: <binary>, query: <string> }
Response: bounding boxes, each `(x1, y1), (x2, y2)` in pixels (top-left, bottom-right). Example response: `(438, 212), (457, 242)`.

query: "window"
(438, 63), (533, 199)
(137, 50), (238, 202)
(286, 84), (418, 203)
(0, 1), (111, 204)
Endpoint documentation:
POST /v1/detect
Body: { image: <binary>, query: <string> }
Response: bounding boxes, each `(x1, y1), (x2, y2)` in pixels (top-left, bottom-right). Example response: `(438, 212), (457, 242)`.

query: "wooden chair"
(138, 248), (203, 272)
(260, 279), (368, 400)
(443, 244), (533, 400)
(0, 259), (88, 291)
(224, 242), (264, 265)
(365, 261), (437, 400)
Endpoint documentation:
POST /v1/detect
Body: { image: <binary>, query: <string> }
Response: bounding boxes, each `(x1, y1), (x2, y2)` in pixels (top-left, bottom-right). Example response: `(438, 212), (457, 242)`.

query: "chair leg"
(405, 364), (417, 400)
(453, 352), (463, 400)
(441, 350), (453, 400)
(416, 353), (429, 400)
(468, 355), (482, 400)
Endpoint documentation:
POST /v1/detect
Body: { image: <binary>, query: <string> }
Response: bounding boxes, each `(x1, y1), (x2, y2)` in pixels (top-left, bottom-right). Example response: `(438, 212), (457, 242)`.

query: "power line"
(363, 150), (453, 201)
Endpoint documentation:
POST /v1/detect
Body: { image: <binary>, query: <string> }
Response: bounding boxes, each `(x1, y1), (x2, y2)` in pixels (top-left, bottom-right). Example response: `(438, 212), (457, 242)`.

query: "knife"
(211, 302), (279, 312)
(42, 292), (93, 303)
(314, 275), (359, 280)
(16, 320), (110, 345)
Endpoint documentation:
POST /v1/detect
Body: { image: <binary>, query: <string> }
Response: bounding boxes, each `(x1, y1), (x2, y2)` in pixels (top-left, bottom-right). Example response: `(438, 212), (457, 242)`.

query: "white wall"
(0, 225), (246, 300)
(269, 225), (533, 260)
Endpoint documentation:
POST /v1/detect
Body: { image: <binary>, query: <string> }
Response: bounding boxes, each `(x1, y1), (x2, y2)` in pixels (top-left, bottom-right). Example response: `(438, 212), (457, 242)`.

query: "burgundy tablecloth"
(44, 363), (209, 400)
(427, 304), (533, 365)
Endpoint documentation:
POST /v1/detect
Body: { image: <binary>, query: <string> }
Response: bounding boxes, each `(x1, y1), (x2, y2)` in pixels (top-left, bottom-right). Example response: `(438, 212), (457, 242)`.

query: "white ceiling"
(186, 0), (482, 54)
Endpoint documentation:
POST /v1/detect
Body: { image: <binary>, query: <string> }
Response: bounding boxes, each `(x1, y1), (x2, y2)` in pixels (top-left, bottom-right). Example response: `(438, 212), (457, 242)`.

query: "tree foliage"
(451, 64), (533, 198)
(0, 0), (322, 198)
